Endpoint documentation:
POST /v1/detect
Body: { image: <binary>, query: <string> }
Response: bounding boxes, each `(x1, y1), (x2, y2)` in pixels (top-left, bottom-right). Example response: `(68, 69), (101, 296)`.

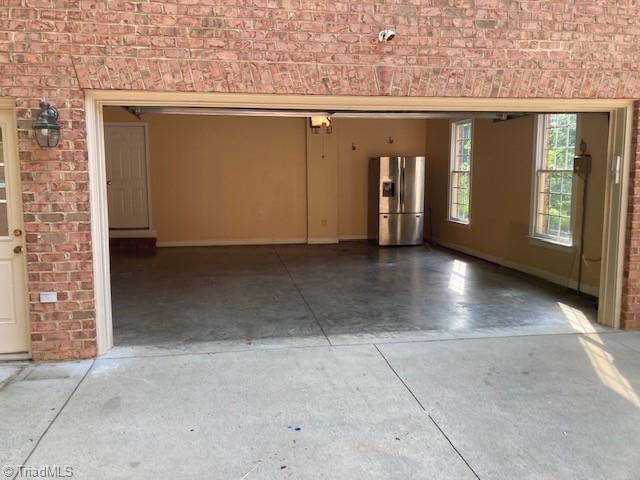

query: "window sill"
(528, 235), (575, 252)
(447, 219), (471, 229)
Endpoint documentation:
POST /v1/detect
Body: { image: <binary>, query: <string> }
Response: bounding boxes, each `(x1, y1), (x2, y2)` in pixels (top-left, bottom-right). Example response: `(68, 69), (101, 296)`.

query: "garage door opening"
(97, 103), (618, 353)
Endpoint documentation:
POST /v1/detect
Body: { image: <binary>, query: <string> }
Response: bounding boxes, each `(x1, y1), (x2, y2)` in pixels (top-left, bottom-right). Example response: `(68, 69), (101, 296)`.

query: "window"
(532, 113), (578, 246)
(449, 119), (472, 224)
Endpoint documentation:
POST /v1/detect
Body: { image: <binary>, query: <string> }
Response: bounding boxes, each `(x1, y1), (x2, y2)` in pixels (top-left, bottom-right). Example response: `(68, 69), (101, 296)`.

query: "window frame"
(448, 119), (473, 226)
(530, 113), (581, 248)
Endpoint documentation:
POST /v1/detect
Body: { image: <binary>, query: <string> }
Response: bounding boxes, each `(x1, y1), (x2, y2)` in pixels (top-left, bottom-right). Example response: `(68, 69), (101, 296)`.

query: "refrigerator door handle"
(400, 165), (405, 211)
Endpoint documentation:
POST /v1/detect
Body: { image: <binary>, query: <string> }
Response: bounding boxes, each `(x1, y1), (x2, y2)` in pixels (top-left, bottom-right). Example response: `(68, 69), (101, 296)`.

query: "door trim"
(0, 100), (30, 357)
(598, 107), (633, 329)
(85, 91), (634, 354)
(86, 98), (113, 354)
(104, 122), (153, 233)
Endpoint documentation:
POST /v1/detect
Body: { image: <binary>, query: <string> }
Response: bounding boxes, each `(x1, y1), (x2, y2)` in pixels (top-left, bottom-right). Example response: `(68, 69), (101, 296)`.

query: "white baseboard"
(338, 235), (368, 241)
(157, 237), (307, 247)
(109, 229), (157, 238)
(434, 238), (599, 297)
(307, 237), (339, 245)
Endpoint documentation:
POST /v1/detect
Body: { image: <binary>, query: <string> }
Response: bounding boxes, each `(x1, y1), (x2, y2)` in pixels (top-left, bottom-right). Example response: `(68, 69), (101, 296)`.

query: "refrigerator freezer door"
(378, 156), (402, 214)
(379, 213), (424, 246)
(401, 156), (426, 214)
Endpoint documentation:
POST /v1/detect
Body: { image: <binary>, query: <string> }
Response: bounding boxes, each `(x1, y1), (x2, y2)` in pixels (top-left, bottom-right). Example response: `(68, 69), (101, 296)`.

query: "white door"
(105, 124), (150, 229)
(0, 108), (28, 354)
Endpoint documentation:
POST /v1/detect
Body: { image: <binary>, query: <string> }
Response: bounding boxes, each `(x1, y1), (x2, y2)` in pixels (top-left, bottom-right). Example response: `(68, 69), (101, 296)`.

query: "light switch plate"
(39, 292), (58, 303)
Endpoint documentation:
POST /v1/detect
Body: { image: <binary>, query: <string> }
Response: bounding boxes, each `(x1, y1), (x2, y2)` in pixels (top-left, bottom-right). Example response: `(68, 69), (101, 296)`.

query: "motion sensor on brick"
(378, 30), (397, 42)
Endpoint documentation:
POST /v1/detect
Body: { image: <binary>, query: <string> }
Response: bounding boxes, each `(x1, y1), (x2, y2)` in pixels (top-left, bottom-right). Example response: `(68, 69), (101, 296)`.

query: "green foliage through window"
(450, 120), (472, 223)
(534, 113), (577, 244)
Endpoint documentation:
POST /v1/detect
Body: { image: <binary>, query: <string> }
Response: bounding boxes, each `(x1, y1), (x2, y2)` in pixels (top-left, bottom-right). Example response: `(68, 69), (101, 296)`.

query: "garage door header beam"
(124, 106), (522, 120)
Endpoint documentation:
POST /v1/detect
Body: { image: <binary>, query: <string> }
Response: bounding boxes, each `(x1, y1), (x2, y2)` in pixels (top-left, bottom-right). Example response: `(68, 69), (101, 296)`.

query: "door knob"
(13, 246), (23, 254)
(106, 180), (113, 186)
(13, 229), (22, 237)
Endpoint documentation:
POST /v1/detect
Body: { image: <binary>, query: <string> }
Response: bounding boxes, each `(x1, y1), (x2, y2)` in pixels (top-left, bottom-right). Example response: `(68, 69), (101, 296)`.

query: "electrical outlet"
(573, 155), (592, 176)
(321, 219), (327, 227)
(39, 292), (58, 303)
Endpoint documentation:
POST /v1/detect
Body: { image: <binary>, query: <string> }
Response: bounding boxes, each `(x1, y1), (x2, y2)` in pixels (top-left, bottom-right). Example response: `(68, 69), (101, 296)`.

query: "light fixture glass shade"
(34, 127), (61, 148)
(32, 101), (61, 148)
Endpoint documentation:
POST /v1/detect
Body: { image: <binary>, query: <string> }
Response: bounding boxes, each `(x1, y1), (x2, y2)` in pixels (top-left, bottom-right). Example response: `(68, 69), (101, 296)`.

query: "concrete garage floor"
(3, 245), (637, 478)
(1, 333), (639, 479)
(110, 243), (600, 356)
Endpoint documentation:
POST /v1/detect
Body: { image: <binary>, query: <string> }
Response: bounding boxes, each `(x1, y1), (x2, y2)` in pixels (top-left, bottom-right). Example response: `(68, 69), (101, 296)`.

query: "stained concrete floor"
(110, 243), (600, 356)
(3, 245), (636, 478)
(2, 333), (639, 479)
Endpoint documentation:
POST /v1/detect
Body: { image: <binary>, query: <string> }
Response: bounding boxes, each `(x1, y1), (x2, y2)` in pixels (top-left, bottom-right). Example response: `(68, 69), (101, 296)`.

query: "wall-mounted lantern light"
(32, 100), (61, 148)
(310, 115), (332, 134)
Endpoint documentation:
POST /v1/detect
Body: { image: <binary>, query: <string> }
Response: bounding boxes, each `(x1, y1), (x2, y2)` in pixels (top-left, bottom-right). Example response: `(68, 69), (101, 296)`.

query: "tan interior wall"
(306, 124), (339, 243)
(103, 108), (428, 245)
(426, 113), (609, 293)
(103, 107), (307, 244)
(335, 118), (427, 239)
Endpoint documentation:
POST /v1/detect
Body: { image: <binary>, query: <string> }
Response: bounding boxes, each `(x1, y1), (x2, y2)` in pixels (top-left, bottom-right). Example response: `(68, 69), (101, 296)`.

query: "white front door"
(0, 108), (28, 354)
(105, 124), (150, 229)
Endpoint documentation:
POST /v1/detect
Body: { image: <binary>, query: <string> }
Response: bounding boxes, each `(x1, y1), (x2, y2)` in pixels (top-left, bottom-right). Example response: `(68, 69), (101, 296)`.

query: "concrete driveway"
(1, 332), (639, 479)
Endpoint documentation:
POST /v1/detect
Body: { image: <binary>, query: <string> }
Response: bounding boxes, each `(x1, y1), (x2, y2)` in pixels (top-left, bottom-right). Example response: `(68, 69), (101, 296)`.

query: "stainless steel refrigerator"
(368, 156), (426, 246)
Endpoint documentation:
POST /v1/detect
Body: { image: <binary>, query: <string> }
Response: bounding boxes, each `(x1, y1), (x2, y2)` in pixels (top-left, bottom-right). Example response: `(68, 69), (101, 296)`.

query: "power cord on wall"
(575, 159), (589, 295)
(569, 148), (596, 298)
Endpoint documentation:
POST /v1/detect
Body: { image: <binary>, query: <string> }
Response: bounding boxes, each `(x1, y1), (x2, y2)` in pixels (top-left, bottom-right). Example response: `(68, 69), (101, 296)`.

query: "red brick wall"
(621, 101), (640, 330)
(1, 1), (639, 359)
